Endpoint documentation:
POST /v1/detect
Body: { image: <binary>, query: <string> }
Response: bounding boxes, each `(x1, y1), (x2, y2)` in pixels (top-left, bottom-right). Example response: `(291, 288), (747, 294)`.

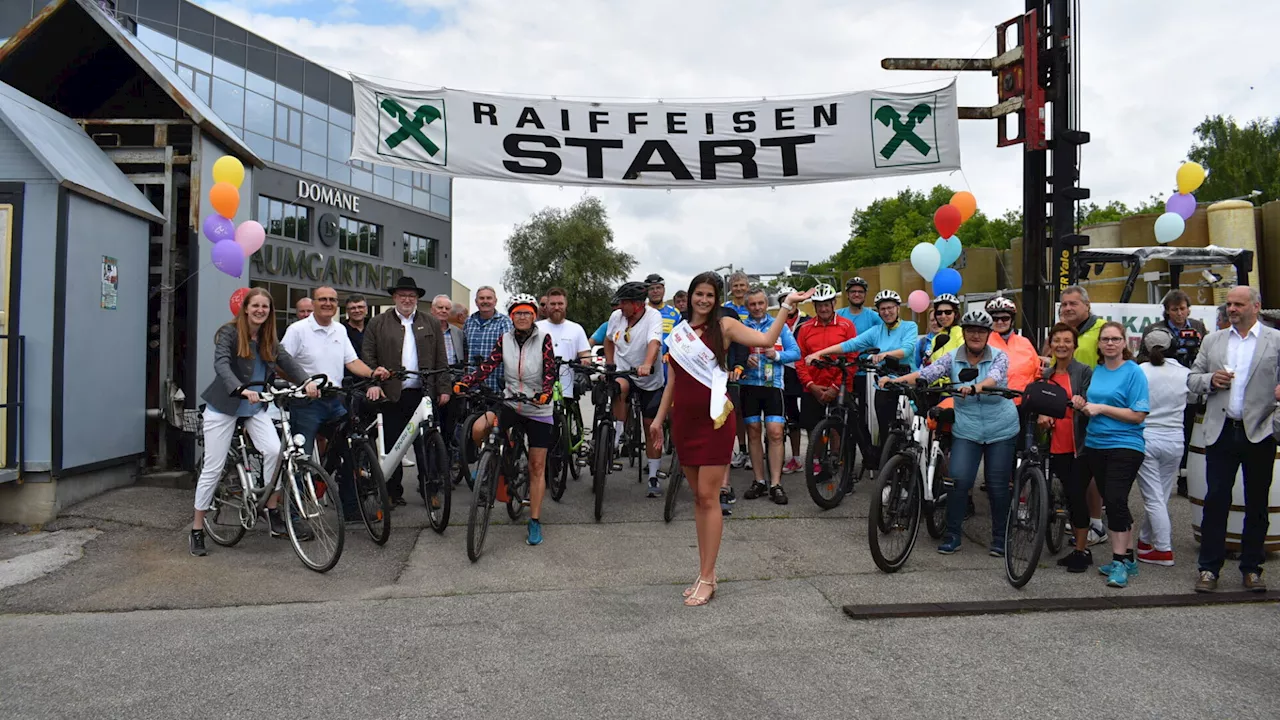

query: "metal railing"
(0, 334), (25, 482)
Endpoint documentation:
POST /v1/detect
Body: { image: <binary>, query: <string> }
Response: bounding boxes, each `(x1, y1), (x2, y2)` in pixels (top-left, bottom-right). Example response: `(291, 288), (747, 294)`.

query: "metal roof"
(0, 81), (164, 223)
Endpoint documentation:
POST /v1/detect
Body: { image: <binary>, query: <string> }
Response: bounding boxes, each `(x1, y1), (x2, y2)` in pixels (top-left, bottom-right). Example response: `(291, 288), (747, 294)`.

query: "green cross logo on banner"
(869, 95), (941, 169)
(375, 94), (448, 166)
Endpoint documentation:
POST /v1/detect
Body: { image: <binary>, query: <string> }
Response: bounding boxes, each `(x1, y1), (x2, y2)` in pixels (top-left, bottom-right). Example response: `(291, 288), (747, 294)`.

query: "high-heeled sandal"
(683, 578), (716, 607)
(683, 575), (716, 598)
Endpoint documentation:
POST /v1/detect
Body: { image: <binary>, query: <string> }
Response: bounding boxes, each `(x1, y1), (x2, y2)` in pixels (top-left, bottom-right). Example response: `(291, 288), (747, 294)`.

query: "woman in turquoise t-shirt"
(1077, 321), (1149, 589)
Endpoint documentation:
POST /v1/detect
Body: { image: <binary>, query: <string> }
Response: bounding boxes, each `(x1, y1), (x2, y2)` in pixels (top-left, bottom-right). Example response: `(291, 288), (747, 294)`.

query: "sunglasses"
(935, 309), (955, 316)
(991, 315), (1012, 322)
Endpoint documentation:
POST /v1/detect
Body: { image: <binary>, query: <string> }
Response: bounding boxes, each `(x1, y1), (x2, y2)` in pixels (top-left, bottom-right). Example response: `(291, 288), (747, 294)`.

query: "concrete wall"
(60, 194), (149, 469)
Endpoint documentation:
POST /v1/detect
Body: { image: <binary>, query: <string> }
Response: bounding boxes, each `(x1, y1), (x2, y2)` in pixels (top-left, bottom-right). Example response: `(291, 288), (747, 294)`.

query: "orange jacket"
(988, 331), (1041, 397)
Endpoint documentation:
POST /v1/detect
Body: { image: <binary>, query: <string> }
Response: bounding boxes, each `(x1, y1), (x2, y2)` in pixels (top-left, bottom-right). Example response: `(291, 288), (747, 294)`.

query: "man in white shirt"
(282, 286), (387, 519)
(604, 281), (666, 495)
(536, 287), (592, 398)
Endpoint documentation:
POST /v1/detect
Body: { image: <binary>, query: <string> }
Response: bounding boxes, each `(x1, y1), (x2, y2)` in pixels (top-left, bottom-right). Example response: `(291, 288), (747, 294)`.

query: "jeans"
(946, 436), (1016, 546)
(1199, 421), (1276, 576)
(1137, 432), (1182, 552)
(288, 396), (357, 516)
(1085, 446), (1145, 533)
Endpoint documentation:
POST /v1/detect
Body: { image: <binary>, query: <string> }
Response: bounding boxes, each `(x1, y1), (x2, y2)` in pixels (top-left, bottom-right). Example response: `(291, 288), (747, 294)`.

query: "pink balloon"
(211, 239), (244, 277)
(235, 220), (266, 257)
(907, 290), (931, 314)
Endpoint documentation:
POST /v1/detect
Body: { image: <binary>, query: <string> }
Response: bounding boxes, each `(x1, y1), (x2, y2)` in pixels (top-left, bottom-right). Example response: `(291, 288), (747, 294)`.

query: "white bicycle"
(365, 368), (456, 533)
(199, 374), (346, 573)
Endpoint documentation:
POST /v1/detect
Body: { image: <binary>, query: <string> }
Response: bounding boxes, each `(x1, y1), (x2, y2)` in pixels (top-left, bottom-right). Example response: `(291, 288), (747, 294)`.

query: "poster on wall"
(101, 256), (119, 310)
(350, 77), (962, 188)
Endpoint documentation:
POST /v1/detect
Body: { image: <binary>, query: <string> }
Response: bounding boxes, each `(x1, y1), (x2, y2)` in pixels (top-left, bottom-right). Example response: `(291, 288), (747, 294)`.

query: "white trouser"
(1136, 431), (1182, 552)
(195, 407), (281, 512)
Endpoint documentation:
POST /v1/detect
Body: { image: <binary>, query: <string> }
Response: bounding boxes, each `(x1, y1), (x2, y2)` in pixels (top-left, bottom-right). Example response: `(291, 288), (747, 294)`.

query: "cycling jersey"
(794, 315), (857, 390)
(928, 325), (964, 365)
(837, 306), (882, 335)
(590, 320), (608, 346)
(838, 319), (921, 371)
(649, 302), (682, 340)
(739, 314), (800, 389)
(723, 300), (749, 322)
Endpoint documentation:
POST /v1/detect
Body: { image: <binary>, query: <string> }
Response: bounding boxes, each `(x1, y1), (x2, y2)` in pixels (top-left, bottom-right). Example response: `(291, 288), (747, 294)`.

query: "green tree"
(501, 195), (636, 330)
(1187, 115), (1280, 204)
(1075, 196), (1164, 226)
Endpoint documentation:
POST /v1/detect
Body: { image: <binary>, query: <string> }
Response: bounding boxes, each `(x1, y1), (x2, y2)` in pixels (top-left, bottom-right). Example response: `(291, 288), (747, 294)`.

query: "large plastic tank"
(1261, 201), (1280, 302)
(1207, 199), (1258, 283)
(1078, 221), (1125, 302)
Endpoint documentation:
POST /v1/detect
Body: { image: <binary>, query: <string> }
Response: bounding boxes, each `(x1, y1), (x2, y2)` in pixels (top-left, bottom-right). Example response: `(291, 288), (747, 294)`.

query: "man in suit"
(1188, 285), (1280, 593)
(364, 277), (451, 506)
(431, 293), (466, 459)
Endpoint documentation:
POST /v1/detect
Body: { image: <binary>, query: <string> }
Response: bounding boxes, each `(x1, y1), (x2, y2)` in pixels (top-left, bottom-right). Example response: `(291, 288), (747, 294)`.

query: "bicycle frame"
(373, 393), (435, 480)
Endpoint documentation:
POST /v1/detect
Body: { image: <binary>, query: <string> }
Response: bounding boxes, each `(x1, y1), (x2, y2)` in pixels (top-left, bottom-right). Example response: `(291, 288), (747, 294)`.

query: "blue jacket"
(839, 320), (921, 371)
(922, 345), (1019, 444)
(740, 314), (800, 389)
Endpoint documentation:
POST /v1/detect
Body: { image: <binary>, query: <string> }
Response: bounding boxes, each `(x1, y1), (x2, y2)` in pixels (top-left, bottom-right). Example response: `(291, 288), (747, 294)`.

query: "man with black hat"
(644, 273), (682, 344)
(363, 276), (451, 506)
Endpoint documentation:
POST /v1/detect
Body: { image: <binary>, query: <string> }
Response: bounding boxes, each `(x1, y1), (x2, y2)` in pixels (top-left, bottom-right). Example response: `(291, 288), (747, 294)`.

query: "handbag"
(1022, 380), (1069, 419)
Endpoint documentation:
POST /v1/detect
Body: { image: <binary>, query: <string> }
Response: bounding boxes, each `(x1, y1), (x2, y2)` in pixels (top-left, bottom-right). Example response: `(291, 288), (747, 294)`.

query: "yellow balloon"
(212, 155), (245, 188)
(1176, 161), (1205, 194)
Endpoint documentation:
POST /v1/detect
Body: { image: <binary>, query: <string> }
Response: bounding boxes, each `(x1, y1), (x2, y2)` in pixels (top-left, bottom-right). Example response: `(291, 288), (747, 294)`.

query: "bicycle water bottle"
(764, 351), (774, 384)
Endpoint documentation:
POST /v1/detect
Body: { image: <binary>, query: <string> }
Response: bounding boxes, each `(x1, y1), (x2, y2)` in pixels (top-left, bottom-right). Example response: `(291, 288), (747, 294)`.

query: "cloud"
(197, 0), (1280, 301)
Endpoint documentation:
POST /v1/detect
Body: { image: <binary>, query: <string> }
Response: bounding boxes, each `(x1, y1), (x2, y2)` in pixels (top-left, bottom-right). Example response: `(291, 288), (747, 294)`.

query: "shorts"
(500, 405), (552, 449)
(633, 386), (663, 419)
(784, 393), (801, 425)
(799, 393), (829, 431)
(740, 385), (785, 425)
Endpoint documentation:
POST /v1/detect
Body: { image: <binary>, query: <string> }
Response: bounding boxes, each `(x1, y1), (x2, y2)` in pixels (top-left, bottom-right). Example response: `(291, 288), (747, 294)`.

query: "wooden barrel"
(1187, 411), (1280, 552)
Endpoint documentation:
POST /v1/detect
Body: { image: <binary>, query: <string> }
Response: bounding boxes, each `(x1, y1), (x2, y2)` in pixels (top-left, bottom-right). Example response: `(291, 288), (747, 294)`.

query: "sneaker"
(1194, 570), (1218, 593)
(647, 477), (661, 498)
(402, 455), (415, 467)
(1087, 524), (1108, 546)
(189, 529), (207, 557)
(724, 486), (737, 504)
(769, 484), (789, 505)
(783, 458), (801, 475)
(743, 456), (753, 470)
(268, 509), (288, 537)
(731, 451), (747, 468)
(1063, 549), (1094, 573)
(1137, 548), (1175, 567)
(1106, 561), (1130, 588)
(1097, 558), (1139, 578)
(744, 481), (768, 500)
(719, 490), (732, 516)
(526, 518), (543, 546)
(937, 536), (961, 554)
(1137, 540), (1153, 552)
(811, 460), (822, 477)
(988, 542), (1006, 558)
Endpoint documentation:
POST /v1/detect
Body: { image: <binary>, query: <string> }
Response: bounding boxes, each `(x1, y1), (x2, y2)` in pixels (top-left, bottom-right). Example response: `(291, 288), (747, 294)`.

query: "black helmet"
(644, 273), (664, 286)
(614, 281), (648, 302)
(845, 276), (868, 291)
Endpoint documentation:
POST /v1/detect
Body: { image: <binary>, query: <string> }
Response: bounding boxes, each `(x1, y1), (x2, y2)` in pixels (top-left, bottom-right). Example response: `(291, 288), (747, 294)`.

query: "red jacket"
(795, 315), (857, 390)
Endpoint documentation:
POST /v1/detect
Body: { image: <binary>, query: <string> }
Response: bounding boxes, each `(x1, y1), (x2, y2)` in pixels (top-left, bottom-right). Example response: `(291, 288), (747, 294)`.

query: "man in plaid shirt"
(463, 285), (513, 392)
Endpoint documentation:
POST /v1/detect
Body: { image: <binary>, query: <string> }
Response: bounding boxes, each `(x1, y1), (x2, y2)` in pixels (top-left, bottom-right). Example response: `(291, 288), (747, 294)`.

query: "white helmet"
(986, 296), (1017, 314)
(933, 293), (960, 308)
(960, 309), (993, 330)
(506, 293), (539, 314)
(810, 283), (839, 302)
(874, 289), (902, 306)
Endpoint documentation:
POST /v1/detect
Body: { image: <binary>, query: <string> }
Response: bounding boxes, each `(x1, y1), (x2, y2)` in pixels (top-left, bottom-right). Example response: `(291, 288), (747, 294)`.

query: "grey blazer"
(442, 323), (466, 365)
(1188, 324), (1280, 444)
(201, 324), (307, 416)
(1042, 360), (1092, 455)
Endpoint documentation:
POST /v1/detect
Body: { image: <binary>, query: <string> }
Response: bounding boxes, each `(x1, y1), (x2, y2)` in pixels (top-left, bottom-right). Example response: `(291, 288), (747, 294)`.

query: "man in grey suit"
(1187, 285), (1280, 593)
(432, 293), (466, 462)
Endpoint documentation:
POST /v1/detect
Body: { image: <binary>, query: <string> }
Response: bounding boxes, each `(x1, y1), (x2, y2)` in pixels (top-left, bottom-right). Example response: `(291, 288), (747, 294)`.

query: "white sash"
(666, 320), (733, 428)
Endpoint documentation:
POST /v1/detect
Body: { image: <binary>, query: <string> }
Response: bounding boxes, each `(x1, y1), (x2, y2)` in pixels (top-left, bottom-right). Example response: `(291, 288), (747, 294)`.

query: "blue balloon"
(935, 235), (963, 268)
(932, 268), (962, 296)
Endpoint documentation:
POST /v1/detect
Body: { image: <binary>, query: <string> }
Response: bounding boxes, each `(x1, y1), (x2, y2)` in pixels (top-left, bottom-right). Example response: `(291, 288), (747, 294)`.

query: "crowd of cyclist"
(188, 267), (1275, 597)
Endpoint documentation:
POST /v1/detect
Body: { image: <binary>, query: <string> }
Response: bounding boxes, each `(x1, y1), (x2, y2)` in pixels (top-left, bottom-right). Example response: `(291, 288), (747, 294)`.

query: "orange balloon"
(950, 191), (977, 223)
(209, 182), (239, 218)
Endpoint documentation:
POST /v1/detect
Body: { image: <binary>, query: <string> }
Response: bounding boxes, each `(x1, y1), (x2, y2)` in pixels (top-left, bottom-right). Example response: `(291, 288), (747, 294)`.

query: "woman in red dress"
(652, 272), (812, 606)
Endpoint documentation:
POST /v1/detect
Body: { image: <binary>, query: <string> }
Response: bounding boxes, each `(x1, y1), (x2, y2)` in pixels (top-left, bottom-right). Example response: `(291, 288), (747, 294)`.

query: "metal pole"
(155, 144), (175, 469)
(1021, 1), (1049, 342)
(1048, 0), (1077, 334)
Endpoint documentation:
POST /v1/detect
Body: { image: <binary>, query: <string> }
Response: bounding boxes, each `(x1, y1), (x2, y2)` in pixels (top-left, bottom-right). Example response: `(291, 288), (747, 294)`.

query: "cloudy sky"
(199, 0), (1280, 299)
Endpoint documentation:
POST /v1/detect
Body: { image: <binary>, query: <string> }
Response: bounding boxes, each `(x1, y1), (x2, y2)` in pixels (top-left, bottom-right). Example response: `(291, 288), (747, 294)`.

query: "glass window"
(328, 123), (351, 163)
(192, 71), (211, 105)
(373, 174), (393, 198)
(431, 196), (450, 217)
(229, 125), (243, 138)
(393, 183), (411, 205)
(329, 108), (352, 130)
(177, 64), (195, 88)
(245, 70), (274, 98)
(413, 172), (430, 191)
(260, 196), (310, 243)
(403, 233), (438, 268)
(137, 25), (176, 58)
(243, 130), (273, 161)
(275, 104), (301, 145)
(302, 151), (326, 179)
(304, 95), (328, 120)
(338, 216), (381, 258)
(211, 78), (244, 127)
(327, 160), (350, 185)
(177, 41), (212, 73)
(302, 113), (326, 155)
(393, 168), (412, 185)
(412, 188), (432, 211)
(433, 176), (451, 201)
(274, 141), (301, 169)
(374, 164), (393, 179)
(350, 168), (373, 192)
(275, 83), (302, 109)
(212, 57), (245, 85)
(244, 91), (274, 136)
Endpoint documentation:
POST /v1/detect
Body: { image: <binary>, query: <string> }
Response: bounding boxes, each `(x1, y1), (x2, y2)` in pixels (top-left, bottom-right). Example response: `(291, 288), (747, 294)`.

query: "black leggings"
(1085, 447), (1145, 533)
(1051, 453), (1089, 531)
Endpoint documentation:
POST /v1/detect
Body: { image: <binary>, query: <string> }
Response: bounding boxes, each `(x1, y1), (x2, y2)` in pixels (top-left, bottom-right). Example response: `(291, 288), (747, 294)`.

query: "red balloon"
(230, 287), (251, 317)
(934, 204), (962, 239)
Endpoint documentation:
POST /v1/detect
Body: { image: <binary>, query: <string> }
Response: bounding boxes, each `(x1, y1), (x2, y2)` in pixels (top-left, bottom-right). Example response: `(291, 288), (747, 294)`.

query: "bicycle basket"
(1022, 380), (1068, 419)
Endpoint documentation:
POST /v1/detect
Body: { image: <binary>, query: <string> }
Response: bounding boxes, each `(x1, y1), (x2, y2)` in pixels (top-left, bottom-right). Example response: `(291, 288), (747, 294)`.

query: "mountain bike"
(462, 386), (539, 562)
(315, 378), (391, 545)
(585, 364), (642, 521)
(201, 375), (345, 573)
(546, 359), (591, 502)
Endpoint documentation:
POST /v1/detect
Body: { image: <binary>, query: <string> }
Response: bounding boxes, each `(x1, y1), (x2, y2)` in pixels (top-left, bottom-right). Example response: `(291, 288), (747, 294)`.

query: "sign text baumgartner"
(349, 77), (962, 188)
(298, 180), (360, 213)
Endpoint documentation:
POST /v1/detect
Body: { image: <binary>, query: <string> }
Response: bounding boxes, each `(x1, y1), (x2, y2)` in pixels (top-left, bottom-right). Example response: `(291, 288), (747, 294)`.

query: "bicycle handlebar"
(456, 383), (543, 406)
(231, 373), (330, 401)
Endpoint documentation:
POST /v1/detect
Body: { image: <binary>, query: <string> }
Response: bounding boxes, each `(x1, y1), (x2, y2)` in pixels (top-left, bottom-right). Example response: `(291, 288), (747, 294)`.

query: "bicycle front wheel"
(283, 457), (345, 573)
(353, 440), (391, 545)
(423, 432), (452, 534)
(867, 453), (922, 573)
(592, 424), (612, 522)
(547, 408), (568, 502)
(1005, 464), (1049, 588)
(805, 417), (848, 510)
(466, 449), (498, 562)
(663, 450), (683, 523)
(202, 455), (248, 547)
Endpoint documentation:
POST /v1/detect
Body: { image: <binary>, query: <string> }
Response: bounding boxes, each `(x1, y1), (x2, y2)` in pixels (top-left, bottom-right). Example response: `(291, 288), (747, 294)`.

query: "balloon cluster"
(907, 191), (975, 313)
(1155, 162), (1205, 244)
(203, 156), (265, 278)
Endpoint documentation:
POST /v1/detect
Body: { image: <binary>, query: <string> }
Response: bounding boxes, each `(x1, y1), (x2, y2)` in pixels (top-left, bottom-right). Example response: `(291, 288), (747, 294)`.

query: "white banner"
(350, 77), (961, 188)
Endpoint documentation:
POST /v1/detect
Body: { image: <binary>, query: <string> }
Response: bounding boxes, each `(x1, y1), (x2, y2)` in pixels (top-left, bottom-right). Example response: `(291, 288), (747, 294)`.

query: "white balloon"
(1154, 212), (1185, 244)
(910, 242), (942, 281)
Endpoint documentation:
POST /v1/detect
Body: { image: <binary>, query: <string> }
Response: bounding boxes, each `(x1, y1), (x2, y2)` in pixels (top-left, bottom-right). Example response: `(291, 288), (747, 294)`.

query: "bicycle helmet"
(644, 273), (664, 286)
(810, 283), (839, 302)
(985, 296), (1017, 315)
(873, 289), (902, 306)
(506, 293), (539, 315)
(845, 276), (869, 291)
(775, 285), (796, 304)
(932, 293), (960, 308)
(960, 309), (993, 330)
(613, 281), (648, 303)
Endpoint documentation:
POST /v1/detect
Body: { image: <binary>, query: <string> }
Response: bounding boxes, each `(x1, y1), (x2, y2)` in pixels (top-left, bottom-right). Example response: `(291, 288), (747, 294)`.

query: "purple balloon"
(202, 214), (236, 244)
(211, 238), (244, 278)
(1166, 192), (1196, 221)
